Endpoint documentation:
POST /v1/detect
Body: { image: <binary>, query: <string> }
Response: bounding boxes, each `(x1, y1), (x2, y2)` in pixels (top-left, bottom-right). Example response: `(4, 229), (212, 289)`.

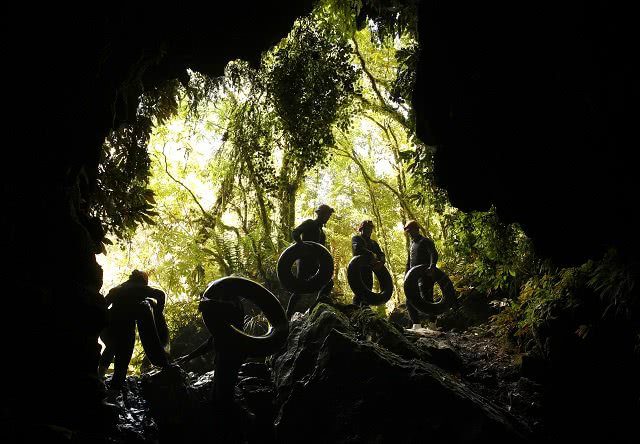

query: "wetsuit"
(351, 234), (385, 305)
(406, 234), (438, 323)
(291, 218), (333, 296)
(287, 218), (333, 317)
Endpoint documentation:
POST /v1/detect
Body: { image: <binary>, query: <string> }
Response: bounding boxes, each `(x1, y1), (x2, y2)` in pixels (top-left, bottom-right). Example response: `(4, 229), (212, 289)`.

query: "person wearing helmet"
(351, 220), (386, 305)
(98, 270), (172, 390)
(288, 204), (335, 316)
(404, 221), (439, 325)
(292, 204), (334, 246)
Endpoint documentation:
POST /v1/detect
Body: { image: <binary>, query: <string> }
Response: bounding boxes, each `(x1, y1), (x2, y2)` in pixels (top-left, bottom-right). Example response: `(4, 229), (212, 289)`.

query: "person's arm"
(149, 289), (169, 346)
(431, 242), (439, 268)
(292, 219), (312, 243)
(426, 238), (438, 268)
(353, 236), (379, 261)
(149, 289), (166, 312)
(373, 241), (386, 264)
(352, 235), (370, 256)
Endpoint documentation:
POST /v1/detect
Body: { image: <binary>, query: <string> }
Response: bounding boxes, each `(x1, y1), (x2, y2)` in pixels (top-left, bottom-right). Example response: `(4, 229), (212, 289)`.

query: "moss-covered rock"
(272, 304), (531, 443)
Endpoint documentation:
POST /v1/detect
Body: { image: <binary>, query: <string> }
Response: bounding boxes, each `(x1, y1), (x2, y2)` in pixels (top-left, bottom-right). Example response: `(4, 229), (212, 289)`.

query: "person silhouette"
(351, 220), (385, 305)
(404, 221), (438, 326)
(98, 270), (171, 389)
(288, 204), (335, 316)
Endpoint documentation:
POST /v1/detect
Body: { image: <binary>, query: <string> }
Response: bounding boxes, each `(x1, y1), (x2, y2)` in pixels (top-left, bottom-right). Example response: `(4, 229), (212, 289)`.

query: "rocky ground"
(83, 301), (545, 443)
(404, 325), (544, 437)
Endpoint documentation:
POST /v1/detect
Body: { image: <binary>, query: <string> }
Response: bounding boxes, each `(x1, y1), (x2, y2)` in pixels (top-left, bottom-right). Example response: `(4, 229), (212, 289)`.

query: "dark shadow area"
(1, 2), (637, 443)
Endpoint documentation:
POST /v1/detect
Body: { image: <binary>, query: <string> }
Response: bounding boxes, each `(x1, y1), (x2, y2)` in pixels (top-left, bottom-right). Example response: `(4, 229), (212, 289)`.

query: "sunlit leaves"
(268, 17), (358, 172)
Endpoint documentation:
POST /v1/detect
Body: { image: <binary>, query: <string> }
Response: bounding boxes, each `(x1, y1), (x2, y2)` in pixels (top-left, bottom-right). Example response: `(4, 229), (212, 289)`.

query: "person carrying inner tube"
(352, 220), (386, 305)
(98, 270), (172, 390)
(289, 204), (335, 315)
(404, 221), (439, 326)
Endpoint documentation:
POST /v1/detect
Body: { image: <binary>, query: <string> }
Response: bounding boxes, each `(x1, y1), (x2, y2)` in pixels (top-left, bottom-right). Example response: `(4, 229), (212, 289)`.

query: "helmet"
(315, 204), (335, 215)
(358, 220), (374, 232)
(129, 269), (149, 284)
(403, 220), (421, 232)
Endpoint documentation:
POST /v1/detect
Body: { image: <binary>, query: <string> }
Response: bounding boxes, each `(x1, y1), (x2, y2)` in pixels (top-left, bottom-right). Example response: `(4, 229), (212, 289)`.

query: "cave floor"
(404, 325), (545, 437)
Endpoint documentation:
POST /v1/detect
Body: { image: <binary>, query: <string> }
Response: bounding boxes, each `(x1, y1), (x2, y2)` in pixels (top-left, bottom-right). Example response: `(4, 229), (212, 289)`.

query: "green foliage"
(95, 4), (548, 371)
(491, 251), (639, 349)
(268, 17), (357, 169)
(358, 0), (418, 41)
(92, 80), (180, 239)
(586, 250), (638, 320)
(390, 41), (418, 105)
(244, 314), (270, 336)
(440, 208), (535, 298)
(322, 0), (418, 40)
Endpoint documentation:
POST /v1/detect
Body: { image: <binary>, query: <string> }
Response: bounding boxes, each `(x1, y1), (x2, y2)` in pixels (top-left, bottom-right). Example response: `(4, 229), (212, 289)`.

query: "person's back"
(292, 218), (325, 246)
(106, 280), (164, 321)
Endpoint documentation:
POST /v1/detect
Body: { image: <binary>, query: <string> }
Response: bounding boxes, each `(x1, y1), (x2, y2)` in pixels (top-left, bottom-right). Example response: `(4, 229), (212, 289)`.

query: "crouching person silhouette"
(98, 270), (172, 390)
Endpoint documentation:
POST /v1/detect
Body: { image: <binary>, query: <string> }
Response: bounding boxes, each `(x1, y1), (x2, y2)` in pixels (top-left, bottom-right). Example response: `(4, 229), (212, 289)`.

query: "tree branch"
(159, 145), (210, 221)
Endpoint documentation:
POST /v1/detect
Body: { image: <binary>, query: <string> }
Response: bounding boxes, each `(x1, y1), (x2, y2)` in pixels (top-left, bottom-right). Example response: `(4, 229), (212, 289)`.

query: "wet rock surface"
(271, 304), (533, 443)
(15, 304), (551, 443)
(404, 326), (545, 437)
(80, 361), (277, 443)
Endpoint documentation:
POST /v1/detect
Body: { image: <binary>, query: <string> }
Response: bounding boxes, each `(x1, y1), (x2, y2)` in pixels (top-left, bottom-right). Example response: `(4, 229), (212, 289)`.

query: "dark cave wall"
(2, 2), (314, 425)
(1, 0), (637, 429)
(413, 1), (639, 265)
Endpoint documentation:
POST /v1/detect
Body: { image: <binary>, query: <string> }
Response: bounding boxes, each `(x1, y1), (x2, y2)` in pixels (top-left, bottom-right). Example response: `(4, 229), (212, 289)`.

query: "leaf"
(140, 214), (157, 225)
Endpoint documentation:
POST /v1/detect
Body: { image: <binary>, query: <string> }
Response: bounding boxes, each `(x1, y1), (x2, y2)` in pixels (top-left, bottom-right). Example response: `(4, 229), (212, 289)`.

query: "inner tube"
(277, 241), (334, 293)
(135, 300), (170, 366)
(200, 276), (289, 356)
(347, 255), (394, 305)
(403, 265), (456, 315)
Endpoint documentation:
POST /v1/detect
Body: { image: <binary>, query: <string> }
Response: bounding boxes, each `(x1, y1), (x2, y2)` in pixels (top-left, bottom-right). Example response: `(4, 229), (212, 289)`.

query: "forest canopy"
(93, 1), (544, 368)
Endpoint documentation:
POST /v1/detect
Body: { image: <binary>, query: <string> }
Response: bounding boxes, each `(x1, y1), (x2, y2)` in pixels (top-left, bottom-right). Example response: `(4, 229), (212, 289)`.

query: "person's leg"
(353, 269), (373, 306)
(406, 300), (421, 325)
(98, 344), (115, 377)
(111, 320), (136, 390)
(309, 278), (334, 313)
(213, 350), (246, 406)
(290, 257), (319, 316)
(317, 278), (334, 300)
(98, 325), (116, 377)
(362, 269), (374, 291)
(418, 277), (435, 324)
(211, 348), (251, 441)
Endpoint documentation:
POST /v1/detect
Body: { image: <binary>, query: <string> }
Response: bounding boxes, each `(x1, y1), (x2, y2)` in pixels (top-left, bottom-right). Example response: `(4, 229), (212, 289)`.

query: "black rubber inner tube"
(403, 265), (456, 315)
(135, 300), (170, 366)
(347, 255), (394, 305)
(277, 241), (334, 293)
(199, 276), (289, 356)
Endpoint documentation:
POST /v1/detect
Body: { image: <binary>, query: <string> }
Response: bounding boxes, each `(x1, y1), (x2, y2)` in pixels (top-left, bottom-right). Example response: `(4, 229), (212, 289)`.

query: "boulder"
(272, 304), (531, 443)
